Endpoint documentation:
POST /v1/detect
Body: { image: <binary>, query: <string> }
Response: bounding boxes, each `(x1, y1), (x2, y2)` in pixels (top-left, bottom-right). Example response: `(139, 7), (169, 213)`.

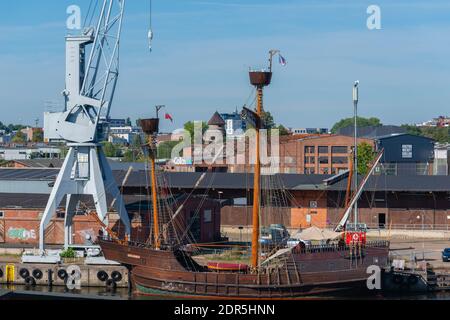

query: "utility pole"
(353, 81), (359, 227)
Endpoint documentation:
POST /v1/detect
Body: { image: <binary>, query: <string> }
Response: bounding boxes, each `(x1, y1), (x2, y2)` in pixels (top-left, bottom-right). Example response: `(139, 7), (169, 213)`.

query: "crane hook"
(148, 29), (154, 52)
(148, 0), (153, 53)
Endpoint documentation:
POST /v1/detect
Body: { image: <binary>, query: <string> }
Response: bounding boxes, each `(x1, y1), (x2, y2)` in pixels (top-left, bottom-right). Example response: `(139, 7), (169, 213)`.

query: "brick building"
(0, 191), (221, 247)
(1, 169), (450, 245)
(279, 134), (374, 174)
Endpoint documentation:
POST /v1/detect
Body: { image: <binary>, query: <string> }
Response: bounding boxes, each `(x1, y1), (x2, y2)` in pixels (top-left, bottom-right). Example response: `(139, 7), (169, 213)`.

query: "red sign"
(345, 232), (367, 245)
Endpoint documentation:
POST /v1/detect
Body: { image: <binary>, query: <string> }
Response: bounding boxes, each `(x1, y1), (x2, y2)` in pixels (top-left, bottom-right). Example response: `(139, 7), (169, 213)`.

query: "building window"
(332, 146), (348, 154)
(0, 211), (3, 219)
(332, 157), (348, 164)
(318, 146), (328, 154)
(321, 168), (329, 174)
(304, 156), (315, 164)
(204, 210), (212, 223)
(402, 144), (413, 159)
(304, 168), (315, 174)
(319, 156), (329, 164)
(305, 146), (315, 154)
(309, 201), (318, 208)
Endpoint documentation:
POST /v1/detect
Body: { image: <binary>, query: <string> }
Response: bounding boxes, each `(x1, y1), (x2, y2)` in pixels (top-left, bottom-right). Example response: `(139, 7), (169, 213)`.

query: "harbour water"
(3, 284), (450, 300)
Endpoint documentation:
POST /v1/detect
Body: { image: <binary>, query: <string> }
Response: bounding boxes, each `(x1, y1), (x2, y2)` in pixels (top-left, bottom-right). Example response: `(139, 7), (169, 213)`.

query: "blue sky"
(2, 0), (450, 132)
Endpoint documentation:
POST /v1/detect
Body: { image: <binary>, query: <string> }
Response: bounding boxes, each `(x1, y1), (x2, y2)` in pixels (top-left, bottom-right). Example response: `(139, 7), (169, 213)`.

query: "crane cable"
(148, 0), (154, 52)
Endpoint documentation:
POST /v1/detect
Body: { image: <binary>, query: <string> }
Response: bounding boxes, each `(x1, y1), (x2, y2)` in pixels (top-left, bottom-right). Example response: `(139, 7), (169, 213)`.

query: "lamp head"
(353, 81), (359, 103)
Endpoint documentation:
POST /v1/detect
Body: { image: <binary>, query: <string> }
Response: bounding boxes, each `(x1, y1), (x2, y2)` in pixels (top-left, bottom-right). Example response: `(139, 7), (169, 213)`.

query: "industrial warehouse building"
(1, 168), (450, 247)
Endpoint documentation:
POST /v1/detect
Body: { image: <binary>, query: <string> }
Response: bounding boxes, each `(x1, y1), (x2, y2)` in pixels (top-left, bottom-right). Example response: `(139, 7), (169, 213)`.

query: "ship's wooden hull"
(99, 239), (390, 299)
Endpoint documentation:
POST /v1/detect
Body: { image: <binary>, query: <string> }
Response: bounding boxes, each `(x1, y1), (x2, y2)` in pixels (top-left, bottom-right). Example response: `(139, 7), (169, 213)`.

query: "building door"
(378, 213), (386, 229)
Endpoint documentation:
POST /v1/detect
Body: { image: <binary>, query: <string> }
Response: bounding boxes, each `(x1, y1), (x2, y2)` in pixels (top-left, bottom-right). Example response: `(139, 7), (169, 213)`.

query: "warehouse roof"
(0, 168), (449, 192)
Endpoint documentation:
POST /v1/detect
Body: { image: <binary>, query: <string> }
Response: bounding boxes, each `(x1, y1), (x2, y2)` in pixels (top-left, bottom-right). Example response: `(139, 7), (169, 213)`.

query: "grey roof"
(10, 159), (147, 171)
(12, 159), (65, 168)
(375, 133), (435, 141)
(325, 174), (450, 192)
(1, 168), (449, 192)
(0, 193), (148, 209)
(337, 125), (406, 139)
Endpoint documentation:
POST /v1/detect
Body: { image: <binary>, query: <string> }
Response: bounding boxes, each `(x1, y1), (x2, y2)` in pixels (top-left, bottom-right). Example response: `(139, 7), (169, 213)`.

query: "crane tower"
(41, 0), (131, 252)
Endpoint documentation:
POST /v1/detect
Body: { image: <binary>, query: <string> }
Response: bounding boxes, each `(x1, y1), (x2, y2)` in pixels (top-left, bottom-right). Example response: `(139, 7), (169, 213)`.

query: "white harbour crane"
(41, 0), (153, 253)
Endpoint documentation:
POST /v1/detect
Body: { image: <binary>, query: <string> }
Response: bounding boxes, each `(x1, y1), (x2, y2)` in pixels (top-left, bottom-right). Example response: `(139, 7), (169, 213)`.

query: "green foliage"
(60, 247), (76, 259)
(102, 142), (122, 158)
(261, 111), (275, 129)
(402, 124), (450, 143)
(122, 135), (145, 162)
(157, 141), (180, 160)
(11, 131), (26, 143)
(32, 129), (44, 143)
(331, 117), (382, 134)
(0, 160), (10, 167)
(0, 122), (26, 134)
(184, 121), (209, 142)
(276, 124), (290, 136)
(357, 142), (376, 175)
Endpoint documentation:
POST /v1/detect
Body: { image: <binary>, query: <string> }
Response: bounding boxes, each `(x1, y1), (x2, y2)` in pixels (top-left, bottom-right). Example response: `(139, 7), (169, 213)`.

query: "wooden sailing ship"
(99, 53), (390, 299)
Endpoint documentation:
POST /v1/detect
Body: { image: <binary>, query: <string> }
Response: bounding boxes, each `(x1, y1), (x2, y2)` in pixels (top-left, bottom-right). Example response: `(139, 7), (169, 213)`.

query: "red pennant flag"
(165, 113), (174, 123)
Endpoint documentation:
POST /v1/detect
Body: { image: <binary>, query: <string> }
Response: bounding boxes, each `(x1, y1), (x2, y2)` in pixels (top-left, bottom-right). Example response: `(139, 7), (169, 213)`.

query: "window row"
(304, 146), (349, 154)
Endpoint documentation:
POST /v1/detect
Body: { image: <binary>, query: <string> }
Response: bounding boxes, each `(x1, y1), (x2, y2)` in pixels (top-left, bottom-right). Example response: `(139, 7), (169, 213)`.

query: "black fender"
(111, 271), (122, 282)
(24, 276), (36, 286)
(106, 278), (117, 290)
(19, 268), (30, 279)
(32, 269), (43, 280)
(57, 269), (67, 280)
(97, 270), (109, 282)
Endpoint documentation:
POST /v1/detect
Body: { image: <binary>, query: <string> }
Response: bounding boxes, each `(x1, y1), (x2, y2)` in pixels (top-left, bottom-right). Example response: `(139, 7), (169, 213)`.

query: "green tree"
(357, 142), (376, 175)
(32, 129), (44, 143)
(401, 124), (450, 143)
(12, 131), (26, 143)
(123, 135), (145, 162)
(157, 141), (179, 159)
(8, 124), (26, 133)
(102, 142), (122, 158)
(276, 124), (290, 136)
(331, 117), (382, 134)
(261, 111), (275, 129)
(184, 121), (209, 142)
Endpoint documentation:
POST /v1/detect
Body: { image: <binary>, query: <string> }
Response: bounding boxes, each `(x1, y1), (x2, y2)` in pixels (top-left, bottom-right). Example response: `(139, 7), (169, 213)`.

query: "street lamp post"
(353, 81), (359, 227)
(417, 214), (425, 261)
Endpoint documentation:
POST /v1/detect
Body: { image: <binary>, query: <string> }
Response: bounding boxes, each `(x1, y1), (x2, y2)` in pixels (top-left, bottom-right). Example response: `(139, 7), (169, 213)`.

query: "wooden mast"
(149, 138), (160, 250)
(248, 65), (273, 269)
(140, 117), (161, 250)
(251, 87), (263, 268)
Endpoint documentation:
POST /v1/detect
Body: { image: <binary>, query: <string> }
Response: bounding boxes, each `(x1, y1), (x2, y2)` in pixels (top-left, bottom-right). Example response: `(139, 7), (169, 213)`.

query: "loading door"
(378, 213), (386, 229)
